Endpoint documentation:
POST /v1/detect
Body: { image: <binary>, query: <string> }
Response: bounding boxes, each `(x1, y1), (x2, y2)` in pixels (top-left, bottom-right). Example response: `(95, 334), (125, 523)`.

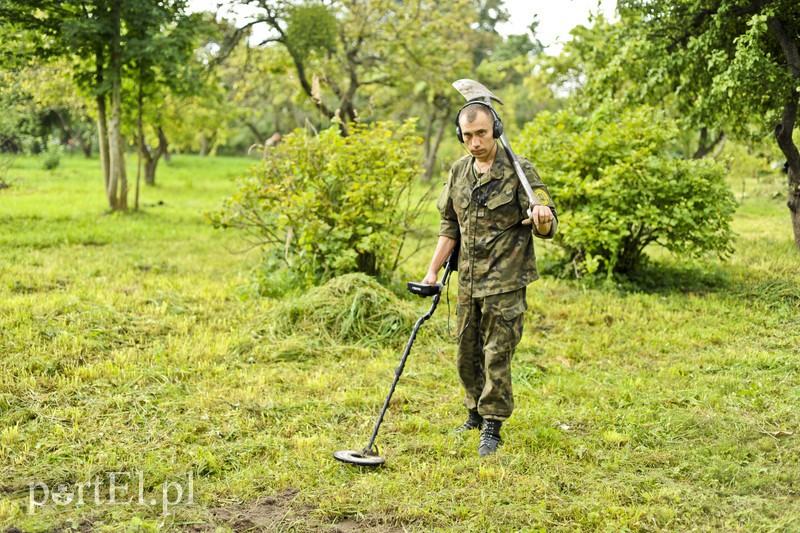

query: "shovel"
(452, 78), (539, 215)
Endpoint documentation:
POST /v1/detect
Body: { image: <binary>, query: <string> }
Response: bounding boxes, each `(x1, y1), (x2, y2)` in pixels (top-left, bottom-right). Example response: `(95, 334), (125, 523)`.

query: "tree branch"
(767, 16), (800, 79)
(667, 0), (768, 50)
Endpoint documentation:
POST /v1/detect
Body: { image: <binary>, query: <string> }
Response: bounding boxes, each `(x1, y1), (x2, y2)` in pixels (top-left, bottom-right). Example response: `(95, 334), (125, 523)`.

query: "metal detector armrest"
(406, 282), (442, 297)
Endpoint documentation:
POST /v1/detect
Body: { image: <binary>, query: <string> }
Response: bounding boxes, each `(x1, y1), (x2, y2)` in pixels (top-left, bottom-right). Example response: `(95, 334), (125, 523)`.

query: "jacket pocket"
(453, 192), (470, 222)
(485, 184), (521, 231)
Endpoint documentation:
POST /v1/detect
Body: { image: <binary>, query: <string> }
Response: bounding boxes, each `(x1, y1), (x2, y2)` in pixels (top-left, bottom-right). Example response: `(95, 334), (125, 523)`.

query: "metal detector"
(334, 248), (458, 467)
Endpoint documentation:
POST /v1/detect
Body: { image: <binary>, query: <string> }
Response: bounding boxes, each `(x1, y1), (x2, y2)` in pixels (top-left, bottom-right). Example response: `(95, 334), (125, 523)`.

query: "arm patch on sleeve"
(534, 189), (551, 205)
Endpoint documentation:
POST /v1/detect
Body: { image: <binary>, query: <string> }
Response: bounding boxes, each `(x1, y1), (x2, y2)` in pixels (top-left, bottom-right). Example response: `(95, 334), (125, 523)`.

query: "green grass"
(1, 153), (799, 531)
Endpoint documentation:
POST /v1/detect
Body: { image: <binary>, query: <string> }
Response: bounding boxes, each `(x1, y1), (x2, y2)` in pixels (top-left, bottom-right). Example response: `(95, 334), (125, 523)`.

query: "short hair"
(460, 102), (494, 124)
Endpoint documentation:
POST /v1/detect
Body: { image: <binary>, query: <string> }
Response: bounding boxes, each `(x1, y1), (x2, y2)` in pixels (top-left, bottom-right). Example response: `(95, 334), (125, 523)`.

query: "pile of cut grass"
(269, 273), (417, 345)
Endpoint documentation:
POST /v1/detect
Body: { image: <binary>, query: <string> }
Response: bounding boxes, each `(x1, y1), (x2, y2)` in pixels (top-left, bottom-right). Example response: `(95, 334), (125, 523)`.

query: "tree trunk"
(95, 48), (111, 201)
(692, 126), (726, 159)
(423, 115), (447, 182)
(790, 166), (800, 248)
(767, 16), (800, 248)
(774, 94), (800, 248)
(140, 126), (168, 186)
(422, 110), (434, 173)
(54, 111), (72, 148)
(109, 96), (128, 210)
(79, 131), (92, 158)
(246, 121), (265, 144)
(149, 127), (168, 185)
(97, 95), (113, 208)
(107, 0), (127, 211)
(135, 69), (144, 210)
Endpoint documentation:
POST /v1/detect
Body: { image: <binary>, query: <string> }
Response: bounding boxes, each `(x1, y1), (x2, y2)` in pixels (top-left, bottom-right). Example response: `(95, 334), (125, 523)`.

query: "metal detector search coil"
(333, 449), (386, 467)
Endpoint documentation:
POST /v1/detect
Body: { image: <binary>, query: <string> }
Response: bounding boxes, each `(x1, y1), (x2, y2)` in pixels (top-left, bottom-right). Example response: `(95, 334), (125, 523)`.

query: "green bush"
(40, 148), (61, 170)
(0, 153), (12, 190)
(210, 119), (425, 288)
(517, 105), (737, 276)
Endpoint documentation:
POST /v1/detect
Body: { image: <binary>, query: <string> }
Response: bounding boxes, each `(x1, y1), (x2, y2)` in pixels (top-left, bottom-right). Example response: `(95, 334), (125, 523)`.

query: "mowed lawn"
(1, 153), (799, 532)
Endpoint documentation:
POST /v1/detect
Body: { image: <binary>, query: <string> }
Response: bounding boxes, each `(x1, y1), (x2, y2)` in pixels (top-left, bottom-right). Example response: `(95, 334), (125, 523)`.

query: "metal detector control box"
(406, 282), (442, 297)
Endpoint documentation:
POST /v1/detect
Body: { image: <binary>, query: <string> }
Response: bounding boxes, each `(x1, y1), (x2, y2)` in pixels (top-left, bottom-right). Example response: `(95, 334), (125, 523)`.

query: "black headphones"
(454, 101), (504, 143)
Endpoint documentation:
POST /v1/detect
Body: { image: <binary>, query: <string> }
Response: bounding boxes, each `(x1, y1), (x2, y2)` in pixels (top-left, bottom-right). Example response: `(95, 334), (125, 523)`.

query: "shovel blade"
(452, 79), (504, 105)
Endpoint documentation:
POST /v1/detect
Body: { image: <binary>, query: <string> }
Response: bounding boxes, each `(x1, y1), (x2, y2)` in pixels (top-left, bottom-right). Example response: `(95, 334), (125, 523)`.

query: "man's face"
(459, 109), (495, 160)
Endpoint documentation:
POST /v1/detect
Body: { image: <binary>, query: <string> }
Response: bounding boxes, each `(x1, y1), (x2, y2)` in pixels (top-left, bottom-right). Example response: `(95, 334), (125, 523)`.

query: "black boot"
(478, 419), (503, 457)
(455, 410), (483, 432)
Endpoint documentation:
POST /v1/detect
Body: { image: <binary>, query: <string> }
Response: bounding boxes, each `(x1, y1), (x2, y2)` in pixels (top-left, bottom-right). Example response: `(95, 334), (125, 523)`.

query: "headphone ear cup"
(493, 119), (503, 139)
(455, 107), (464, 143)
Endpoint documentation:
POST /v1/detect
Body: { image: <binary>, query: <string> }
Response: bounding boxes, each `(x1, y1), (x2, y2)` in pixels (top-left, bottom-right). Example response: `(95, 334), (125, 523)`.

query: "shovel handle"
(499, 134), (537, 217)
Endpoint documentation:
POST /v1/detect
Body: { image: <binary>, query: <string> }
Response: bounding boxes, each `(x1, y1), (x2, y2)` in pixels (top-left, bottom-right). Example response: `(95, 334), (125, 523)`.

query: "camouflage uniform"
(437, 147), (557, 421)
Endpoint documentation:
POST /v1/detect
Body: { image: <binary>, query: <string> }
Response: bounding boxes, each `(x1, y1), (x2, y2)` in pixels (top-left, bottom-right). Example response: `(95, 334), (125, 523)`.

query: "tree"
(618, 0), (800, 248)
(540, 14), (723, 160)
(0, 60), (96, 157)
(370, 0), (486, 180)
(0, 0), (197, 211)
(124, 3), (203, 194)
(233, 0), (500, 180)
(237, 0), (356, 134)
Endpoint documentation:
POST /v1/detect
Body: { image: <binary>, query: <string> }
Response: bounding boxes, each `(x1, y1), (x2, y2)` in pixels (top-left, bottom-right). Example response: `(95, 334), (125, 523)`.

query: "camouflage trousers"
(456, 288), (527, 421)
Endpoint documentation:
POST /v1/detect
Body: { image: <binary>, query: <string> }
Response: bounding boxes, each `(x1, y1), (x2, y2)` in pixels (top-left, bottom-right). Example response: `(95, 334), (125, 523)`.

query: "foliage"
(518, 105), (737, 276)
(178, 36), (316, 156)
(614, 1), (798, 141)
(0, 71), (34, 153)
(541, 15), (715, 159)
(284, 2), (338, 61)
(616, 0), (800, 246)
(39, 147), (61, 170)
(0, 62), (94, 157)
(240, 0), (504, 169)
(210, 120), (426, 287)
(476, 21), (544, 88)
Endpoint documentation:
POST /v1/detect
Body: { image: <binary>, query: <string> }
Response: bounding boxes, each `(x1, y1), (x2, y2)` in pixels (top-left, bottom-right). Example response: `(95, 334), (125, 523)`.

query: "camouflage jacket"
(437, 147), (557, 299)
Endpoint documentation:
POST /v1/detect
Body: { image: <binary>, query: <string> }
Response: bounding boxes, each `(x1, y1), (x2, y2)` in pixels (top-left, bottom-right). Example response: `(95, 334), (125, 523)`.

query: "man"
(421, 101), (557, 457)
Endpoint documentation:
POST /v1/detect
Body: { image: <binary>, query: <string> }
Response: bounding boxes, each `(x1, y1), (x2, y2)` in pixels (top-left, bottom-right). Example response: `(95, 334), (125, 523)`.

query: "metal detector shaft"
(362, 258), (455, 455)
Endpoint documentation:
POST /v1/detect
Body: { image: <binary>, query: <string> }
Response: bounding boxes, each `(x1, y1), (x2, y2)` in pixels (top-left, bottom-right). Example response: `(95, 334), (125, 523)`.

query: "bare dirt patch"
(195, 488), (404, 532)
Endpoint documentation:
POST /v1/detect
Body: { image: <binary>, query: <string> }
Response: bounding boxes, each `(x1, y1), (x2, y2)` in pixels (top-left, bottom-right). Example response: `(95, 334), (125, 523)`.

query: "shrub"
(517, 105), (737, 276)
(210, 120), (426, 288)
(40, 148), (61, 170)
(0, 155), (12, 190)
